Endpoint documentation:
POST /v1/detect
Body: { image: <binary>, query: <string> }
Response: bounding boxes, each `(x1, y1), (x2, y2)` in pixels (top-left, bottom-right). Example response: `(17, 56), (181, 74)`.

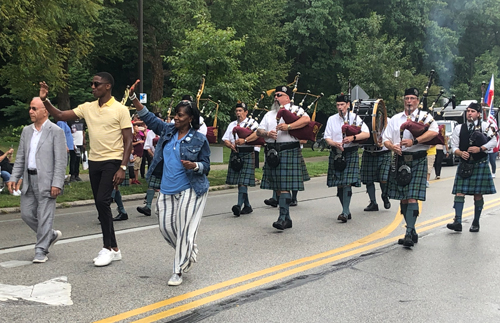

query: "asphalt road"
(1, 163), (500, 323)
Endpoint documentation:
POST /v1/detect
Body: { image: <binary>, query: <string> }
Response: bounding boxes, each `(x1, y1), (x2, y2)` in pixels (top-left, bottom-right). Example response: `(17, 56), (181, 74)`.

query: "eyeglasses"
(90, 81), (108, 88)
(274, 93), (284, 98)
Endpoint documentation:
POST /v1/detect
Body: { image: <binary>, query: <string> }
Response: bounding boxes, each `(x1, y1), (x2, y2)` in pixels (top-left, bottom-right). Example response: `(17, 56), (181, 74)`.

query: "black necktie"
(468, 123), (474, 134)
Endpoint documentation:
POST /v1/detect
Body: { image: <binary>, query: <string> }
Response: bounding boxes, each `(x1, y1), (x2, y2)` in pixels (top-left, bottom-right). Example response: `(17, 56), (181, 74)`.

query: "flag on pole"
(485, 74), (499, 152)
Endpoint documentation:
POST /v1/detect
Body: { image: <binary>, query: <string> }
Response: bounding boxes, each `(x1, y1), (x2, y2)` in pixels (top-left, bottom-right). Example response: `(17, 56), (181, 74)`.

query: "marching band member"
(324, 94), (370, 222)
(447, 103), (497, 233)
(257, 86), (310, 230)
(383, 88), (438, 247)
(222, 102), (259, 216)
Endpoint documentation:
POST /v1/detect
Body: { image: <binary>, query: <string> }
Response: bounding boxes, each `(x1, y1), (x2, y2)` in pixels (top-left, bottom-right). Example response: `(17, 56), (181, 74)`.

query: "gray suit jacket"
(10, 120), (67, 198)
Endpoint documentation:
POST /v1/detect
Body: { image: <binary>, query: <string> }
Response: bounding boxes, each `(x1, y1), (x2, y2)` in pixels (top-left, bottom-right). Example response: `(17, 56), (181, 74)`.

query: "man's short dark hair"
(95, 72), (115, 88)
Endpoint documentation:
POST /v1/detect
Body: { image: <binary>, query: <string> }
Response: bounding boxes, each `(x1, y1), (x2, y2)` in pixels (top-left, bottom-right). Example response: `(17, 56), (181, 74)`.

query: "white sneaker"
(112, 249), (122, 261)
(492, 173), (496, 178)
(94, 248), (117, 267)
(426, 181), (430, 188)
(168, 273), (183, 286)
(12, 190), (21, 196)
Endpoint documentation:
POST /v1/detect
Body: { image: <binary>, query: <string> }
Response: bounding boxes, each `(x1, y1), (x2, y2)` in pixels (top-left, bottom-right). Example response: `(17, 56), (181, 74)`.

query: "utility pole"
(138, 0), (144, 94)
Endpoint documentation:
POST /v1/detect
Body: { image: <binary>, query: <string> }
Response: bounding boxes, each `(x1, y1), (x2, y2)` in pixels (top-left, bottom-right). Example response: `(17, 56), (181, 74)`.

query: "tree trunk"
(149, 49), (164, 112)
(57, 60), (71, 111)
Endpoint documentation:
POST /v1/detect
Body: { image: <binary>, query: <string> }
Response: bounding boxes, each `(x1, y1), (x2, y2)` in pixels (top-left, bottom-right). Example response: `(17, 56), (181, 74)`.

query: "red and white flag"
(485, 74), (499, 152)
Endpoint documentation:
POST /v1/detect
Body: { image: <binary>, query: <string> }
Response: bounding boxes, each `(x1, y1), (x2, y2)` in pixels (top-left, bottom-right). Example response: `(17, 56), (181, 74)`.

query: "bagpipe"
(399, 70), (445, 145)
(196, 74), (220, 143)
(232, 93), (267, 145)
(274, 73), (324, 141)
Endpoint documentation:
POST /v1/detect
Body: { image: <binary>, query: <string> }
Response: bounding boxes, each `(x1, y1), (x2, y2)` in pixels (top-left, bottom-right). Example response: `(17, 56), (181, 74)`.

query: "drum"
(352, 99), (387, 147)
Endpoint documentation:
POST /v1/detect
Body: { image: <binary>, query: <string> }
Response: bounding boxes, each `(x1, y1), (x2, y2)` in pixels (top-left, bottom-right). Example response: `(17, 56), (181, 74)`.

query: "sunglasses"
(29, 106), (38, 111)
(90, 81), (108, 88)
(274, 93), (284, 98)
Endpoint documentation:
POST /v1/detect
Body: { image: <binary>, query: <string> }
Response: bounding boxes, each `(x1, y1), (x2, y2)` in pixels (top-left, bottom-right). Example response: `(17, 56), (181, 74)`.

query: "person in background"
(488, 148), (498, 178)
(0, 148), (14, 185)
(132, 122), (145, 184)
(56, 120), (74, 180)
(434, 143), (448, 179)
(68, 119), (86, 182)
(426, 145), (436, 187)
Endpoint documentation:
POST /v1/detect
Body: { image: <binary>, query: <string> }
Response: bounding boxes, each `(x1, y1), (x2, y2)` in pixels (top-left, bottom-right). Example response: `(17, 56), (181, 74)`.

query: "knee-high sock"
(113, 190), (126, 214)
(453, 195), (465, 223)
(337, 187), (344, 207)
(405, 203), (419, 234)
(292, 190), (298, 202)
(240, 186), (251, 208)
(238, 186), (247, 208)
(342, 186), (352, 216)
(146, 188), (155, 209)
(366, 183), (376, 203)
(400, 202), (408, 220)
(380, 182), (388, 197)
(279, 192), (292, 221)
(272, 190), (277, 200)
(473, 198), (484, 225)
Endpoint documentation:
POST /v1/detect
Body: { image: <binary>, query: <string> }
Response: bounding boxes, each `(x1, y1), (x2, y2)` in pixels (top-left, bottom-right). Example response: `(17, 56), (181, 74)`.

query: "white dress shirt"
(143, 129), (156, 153)
(451, 121), (498, 153)
(258, 104), (309, 143)
(324, 112), (369, 148)
(382, 109), (439, 152)
(222, 119), (254, 147)
(28, 119), (49, 170)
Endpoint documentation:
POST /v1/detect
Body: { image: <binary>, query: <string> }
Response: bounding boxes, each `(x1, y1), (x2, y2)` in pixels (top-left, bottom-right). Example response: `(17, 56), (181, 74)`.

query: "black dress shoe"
(113, 212), (128, 221)
(232, 205), (241, 217)
(137, 206), (151, 216)
(469, 224), (480, 232)
(382, 196), (391, 209)
(264, 198), (278, 207)
(272, 220), (285, 230)
(446, 222), (462, 232)
(398, 231), (418, 245)
(240, 206), (253, 214)
(348, 213), (352, 220)
(402, 233), (414, 247)
(364, 202), (379, 212)
(283, 219), (293, 229)
(290, 200), (298, 207)
(337, 214), (348, 223)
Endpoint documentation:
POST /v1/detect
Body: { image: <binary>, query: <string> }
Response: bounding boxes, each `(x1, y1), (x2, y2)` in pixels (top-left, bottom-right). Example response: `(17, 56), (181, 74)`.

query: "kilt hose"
(261, 145), (307, 191)
(226, 150), (256, 187)
(360, 150), (391, 184)
(452, 157), (496, 195)
(327, 149), (361, 187)
(388, 155), (427, 201)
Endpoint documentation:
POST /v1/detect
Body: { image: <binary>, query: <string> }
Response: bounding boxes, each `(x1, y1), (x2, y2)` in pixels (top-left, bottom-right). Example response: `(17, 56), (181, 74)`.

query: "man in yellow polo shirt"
(39, 72), (133, 267)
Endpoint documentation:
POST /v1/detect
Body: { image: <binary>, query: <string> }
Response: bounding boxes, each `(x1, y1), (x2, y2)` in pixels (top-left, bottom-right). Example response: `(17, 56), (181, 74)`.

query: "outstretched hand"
(39, 81), (49, 101)
(129, 79), (141, 96)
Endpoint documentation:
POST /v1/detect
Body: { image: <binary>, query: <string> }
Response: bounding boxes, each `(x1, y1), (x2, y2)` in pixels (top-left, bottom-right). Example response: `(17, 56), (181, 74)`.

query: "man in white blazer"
(7, 97), (67, 263)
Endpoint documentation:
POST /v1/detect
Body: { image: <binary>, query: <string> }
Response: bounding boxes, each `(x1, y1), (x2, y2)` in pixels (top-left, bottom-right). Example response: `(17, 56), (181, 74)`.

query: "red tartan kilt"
(207, 127), (218, 143)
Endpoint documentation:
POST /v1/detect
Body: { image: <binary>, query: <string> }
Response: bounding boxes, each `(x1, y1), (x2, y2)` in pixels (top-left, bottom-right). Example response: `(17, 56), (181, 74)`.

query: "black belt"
(364, 149), (391, 156)
(237, 147), (254, 153)
(402, 150), (427, 160)
(266, 142), (300, 151)
(28, 169), (37, 175)
(343, 146), (358, 153)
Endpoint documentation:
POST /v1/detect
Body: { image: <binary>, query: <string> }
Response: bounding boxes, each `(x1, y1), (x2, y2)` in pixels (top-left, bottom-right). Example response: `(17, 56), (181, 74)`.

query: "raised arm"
(40, 81), (78, 121)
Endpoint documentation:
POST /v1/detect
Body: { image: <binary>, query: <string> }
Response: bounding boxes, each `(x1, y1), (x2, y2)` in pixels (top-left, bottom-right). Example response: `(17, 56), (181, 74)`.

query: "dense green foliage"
(2, 0), (500, 131)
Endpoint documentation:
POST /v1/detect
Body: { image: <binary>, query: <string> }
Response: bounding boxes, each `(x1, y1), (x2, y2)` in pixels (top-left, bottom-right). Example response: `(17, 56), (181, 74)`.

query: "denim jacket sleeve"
(137, 106), (169, 136)
(195, 135), (211, 175)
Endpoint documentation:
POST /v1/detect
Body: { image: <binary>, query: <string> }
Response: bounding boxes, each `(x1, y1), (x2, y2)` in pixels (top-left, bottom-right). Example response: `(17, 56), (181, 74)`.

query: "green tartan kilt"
(299, 149), (310, 182)
(387, 156), (427, 201)
(452, 158), (496, 195)
(327, 149), (361, 187)
(261, 146), (306, 191)
(360, 150), (391, 184)
(226, 150), (256, 186)
(119, 169), (130, 187)
(147, 174), (161, 190)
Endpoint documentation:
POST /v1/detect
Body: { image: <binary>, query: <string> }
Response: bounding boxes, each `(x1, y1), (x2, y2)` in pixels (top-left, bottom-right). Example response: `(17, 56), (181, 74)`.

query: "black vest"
(458, 123), (488, 160)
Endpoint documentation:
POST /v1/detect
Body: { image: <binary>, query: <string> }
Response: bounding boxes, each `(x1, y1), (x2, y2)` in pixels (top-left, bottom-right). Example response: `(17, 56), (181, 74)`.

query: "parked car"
(437, 120), (459, 165)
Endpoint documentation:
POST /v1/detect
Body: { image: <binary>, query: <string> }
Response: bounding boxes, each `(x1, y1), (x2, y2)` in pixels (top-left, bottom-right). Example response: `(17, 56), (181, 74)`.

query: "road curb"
(0, 184), (239, 215)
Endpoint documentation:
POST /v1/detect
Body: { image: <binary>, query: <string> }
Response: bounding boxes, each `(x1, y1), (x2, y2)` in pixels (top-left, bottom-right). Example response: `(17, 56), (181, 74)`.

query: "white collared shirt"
(324, 112), (369, 148)
(382, 109), (439, 152)
(28, 119), (49, 170)
(450, 121), (498, 153)
(258, 104), (309, 143)
(143, 129), (156, 153)
(222, 119), (254, 147)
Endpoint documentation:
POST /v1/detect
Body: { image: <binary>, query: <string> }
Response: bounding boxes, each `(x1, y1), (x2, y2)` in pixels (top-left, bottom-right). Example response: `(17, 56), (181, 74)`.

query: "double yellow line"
(96, 198), (500, 323)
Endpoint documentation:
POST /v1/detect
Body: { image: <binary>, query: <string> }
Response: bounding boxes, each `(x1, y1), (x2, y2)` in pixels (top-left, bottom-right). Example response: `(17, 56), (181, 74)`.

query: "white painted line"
(0, 225), (158, 255)
(0, 260), (32, 268)
(0, 276), (73, 306)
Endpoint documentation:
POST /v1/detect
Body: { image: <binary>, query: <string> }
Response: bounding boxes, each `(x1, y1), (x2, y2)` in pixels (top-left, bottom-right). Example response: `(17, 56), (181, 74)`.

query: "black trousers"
(89, 160), (121, 248)
(140, 153), (152, 178)
(434, 149), (445, 176)
(69, 146), (82, 176)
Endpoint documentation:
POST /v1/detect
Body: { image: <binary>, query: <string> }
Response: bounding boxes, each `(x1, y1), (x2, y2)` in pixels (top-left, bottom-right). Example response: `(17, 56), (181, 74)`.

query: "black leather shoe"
(469, 224), (480, 232)
(347, 213), (352, 220)
(137, 206), (151, 216)
(113, 212), (128, 221)
(337, 214), (348, 223)
(364, 202), (379, 212)
(402, 233), (414, 247)
(232, 205), (241, 217)
(382, 196), (391, 209)
(398, 231), (418, 244)
(240, 206), (253, 215)
(283, 219), (293, 229)
(290, 200), (298, 207)
(272, 220), (285, 230)
(446, 222), (462, 232)
(264, 198), (278, 207)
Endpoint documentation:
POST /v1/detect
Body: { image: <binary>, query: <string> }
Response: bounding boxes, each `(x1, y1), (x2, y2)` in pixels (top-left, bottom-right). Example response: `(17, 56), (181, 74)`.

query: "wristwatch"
(412, 139), (419, 146)
(120, 165), (127, 171)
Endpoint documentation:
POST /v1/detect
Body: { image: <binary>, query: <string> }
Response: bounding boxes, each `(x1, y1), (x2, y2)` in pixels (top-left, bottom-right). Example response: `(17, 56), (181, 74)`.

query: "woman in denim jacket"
(131, 91), (210, 286)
